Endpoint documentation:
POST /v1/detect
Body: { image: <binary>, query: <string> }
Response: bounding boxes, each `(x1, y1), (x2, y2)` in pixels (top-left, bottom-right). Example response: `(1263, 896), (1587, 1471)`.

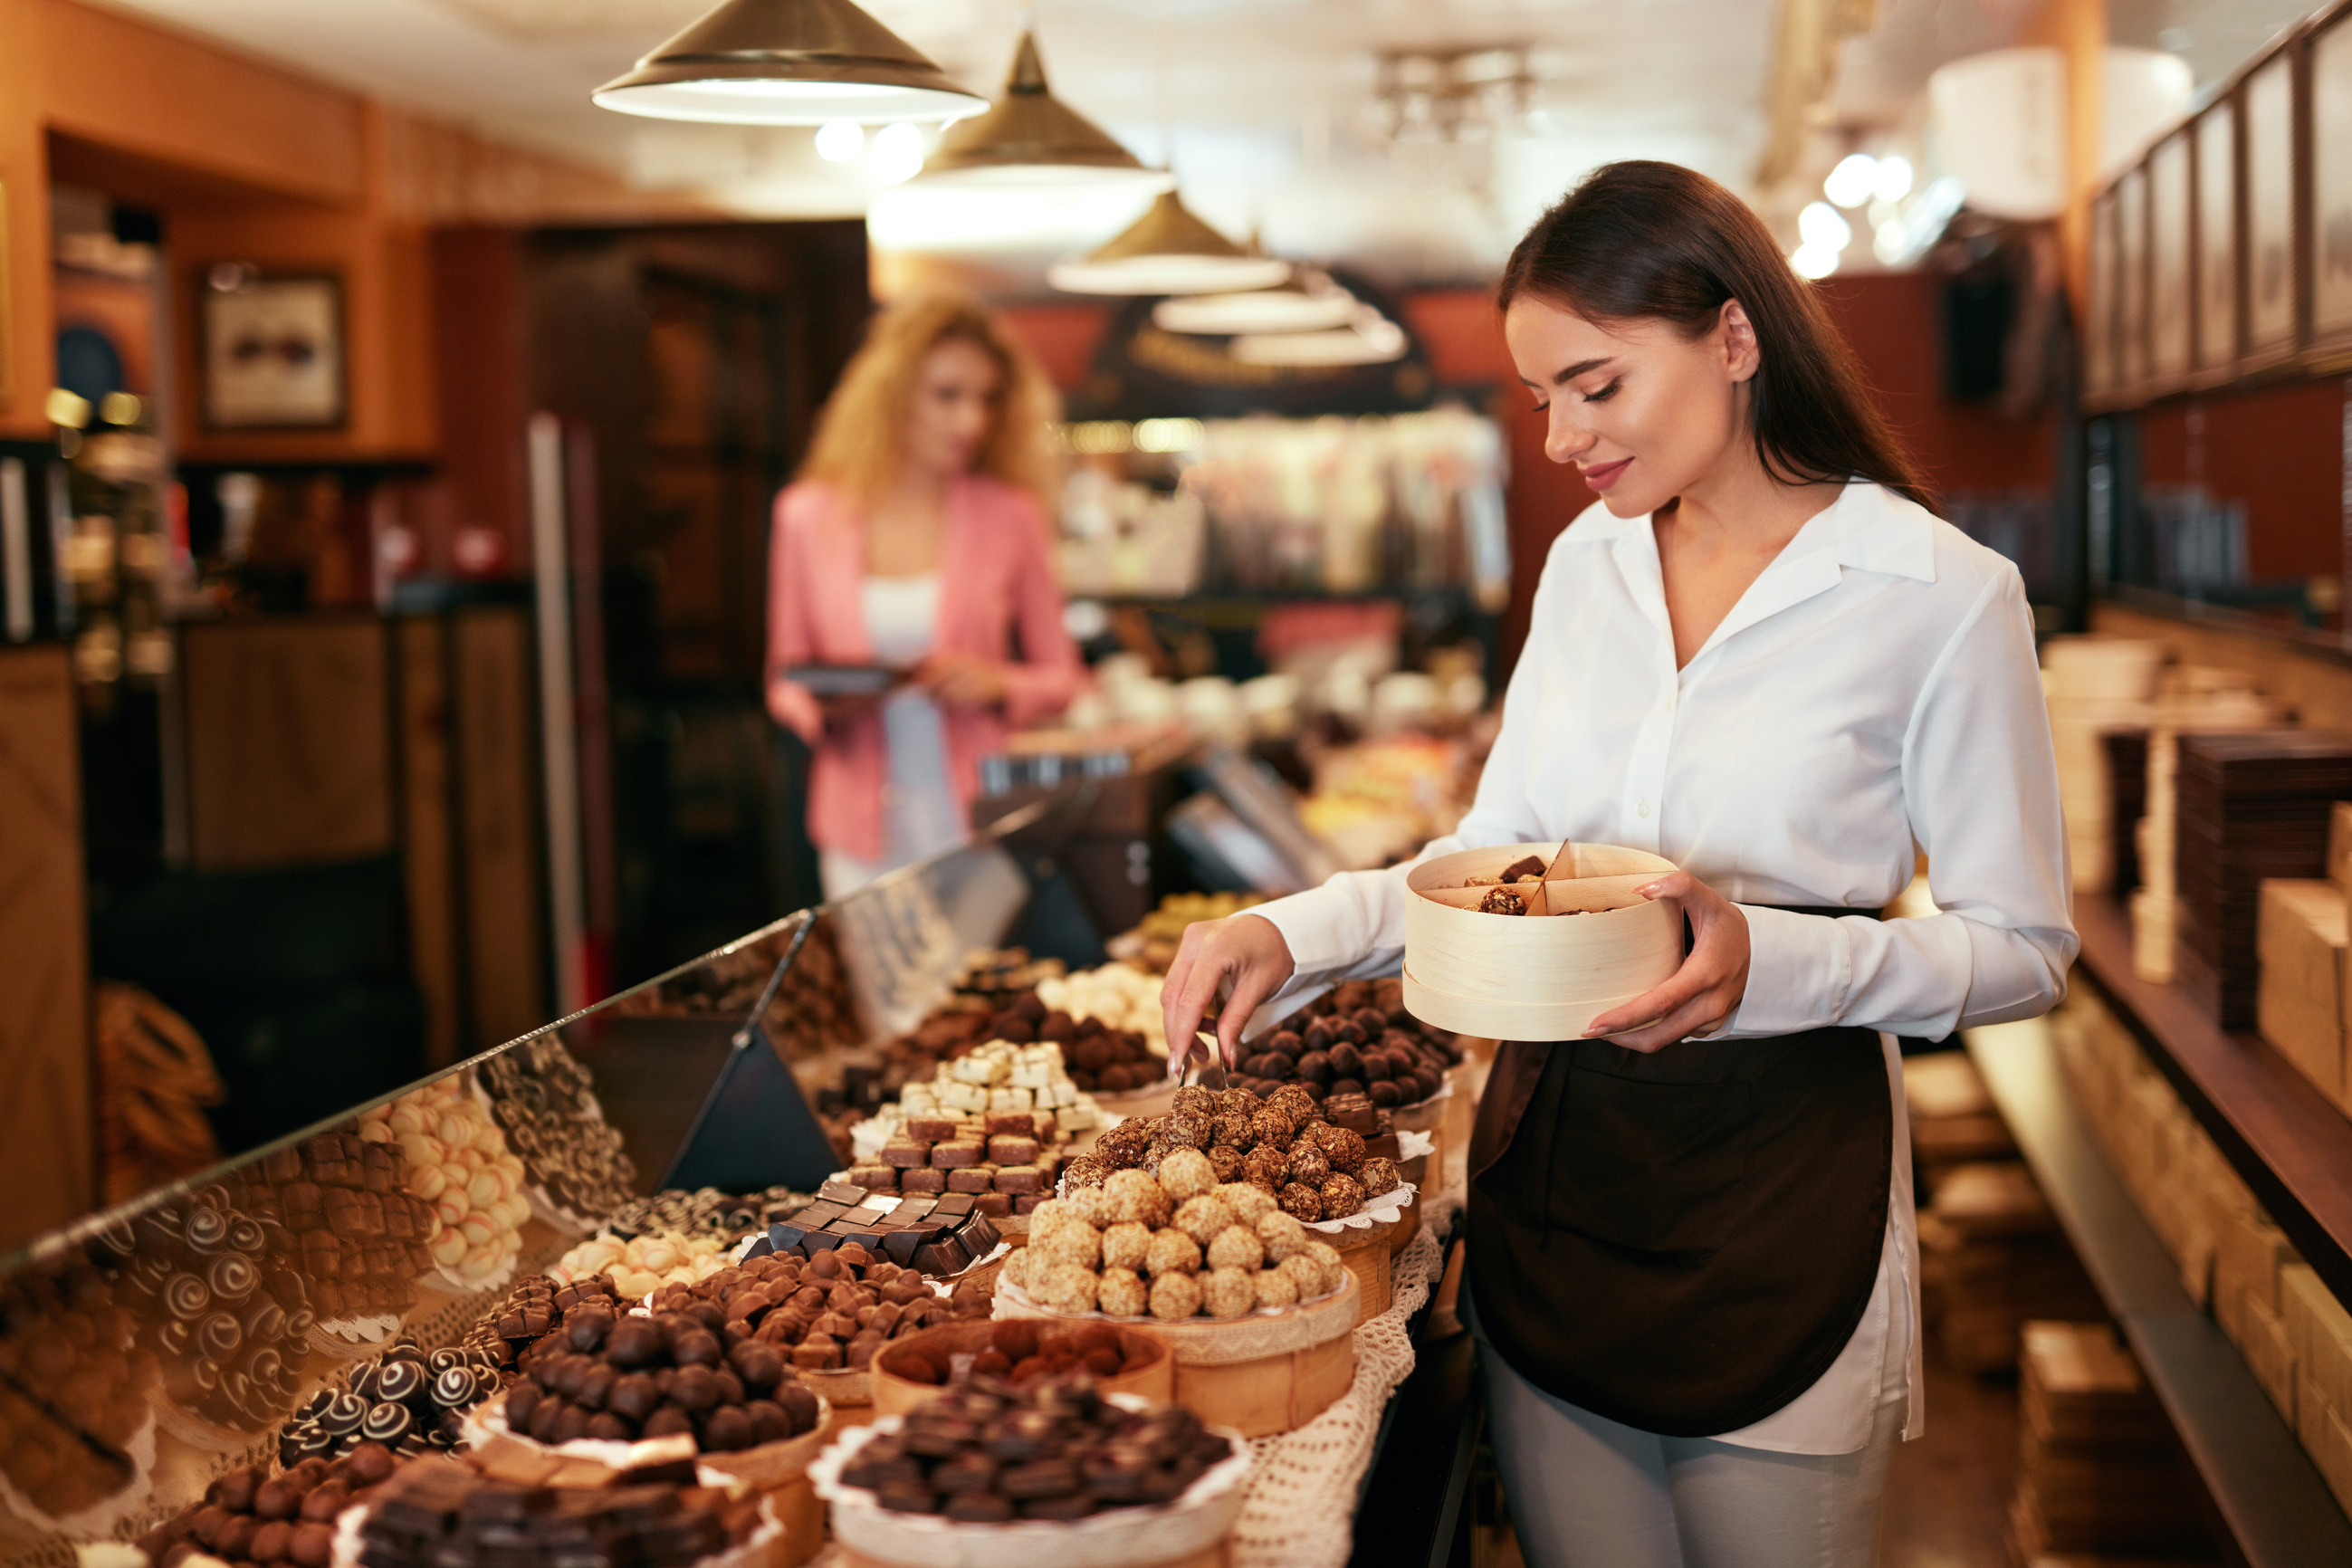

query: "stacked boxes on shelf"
(2173, 730), (2352, 1028)
(2009, 1321), (2215, 1560)
(1903, 1051), (2016, 1183)
(2255, 803), (2352, 1117)
(1918, 1159), (2102, 1374)
(2123, 668), (2271, 983)
(2051, 987), (2352, 1516)
(2041, 636), (2164, 896)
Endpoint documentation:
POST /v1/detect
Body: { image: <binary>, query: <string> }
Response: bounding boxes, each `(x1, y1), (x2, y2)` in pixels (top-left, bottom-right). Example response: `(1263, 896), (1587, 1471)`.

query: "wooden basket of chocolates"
(870, 1319), (1173, 1420)
(996, 1152), (1361, 1438)
(810, 1379), (1252, 1568)
(1403, 841), (1683, 1040)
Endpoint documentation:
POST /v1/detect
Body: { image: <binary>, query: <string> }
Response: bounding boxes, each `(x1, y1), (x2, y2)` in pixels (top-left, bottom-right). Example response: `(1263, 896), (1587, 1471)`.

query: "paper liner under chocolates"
(992, 1270), (1358, 1366)
(460, 1391), (834, 1488)
(810, 1399), (1252, 1568)
(307, 1315), (403, 1360)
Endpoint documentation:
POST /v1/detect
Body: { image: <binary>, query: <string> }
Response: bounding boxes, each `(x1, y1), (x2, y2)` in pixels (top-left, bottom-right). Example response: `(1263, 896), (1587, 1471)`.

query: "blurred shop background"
(0, 0), (2342, 1251)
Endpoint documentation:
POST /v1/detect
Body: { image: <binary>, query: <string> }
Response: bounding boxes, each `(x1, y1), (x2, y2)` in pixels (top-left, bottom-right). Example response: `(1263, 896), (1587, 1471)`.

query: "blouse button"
(1637, 801), (1651, 818)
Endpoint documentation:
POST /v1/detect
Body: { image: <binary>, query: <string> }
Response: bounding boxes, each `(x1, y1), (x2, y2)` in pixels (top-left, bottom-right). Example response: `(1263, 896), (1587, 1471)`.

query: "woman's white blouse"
(1248, 480), (2077, 1451)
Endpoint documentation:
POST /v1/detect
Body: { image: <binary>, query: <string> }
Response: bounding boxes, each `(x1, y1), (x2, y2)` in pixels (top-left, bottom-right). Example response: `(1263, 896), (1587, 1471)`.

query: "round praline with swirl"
(225, 1217), (266, 1255)
(198, 1311), (242, 1359)
(359, 1402), (412, 1445)
(163, 1273), (212, 1321)
(319, 1391), (368, 1436)
(182, 1207), (230, 1255)
(429, 1365), (478, 1409)
(376, 1361), (425, 1405)
(206, 1253), (257, 1303)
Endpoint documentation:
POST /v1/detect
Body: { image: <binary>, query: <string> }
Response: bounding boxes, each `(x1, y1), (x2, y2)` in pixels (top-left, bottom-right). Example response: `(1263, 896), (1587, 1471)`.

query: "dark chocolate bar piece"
(972, 1192), (1011, 1218)
(947, 1168), (994, 1194)
(900, 1168), (947, 1195)
(905, 1115), (958, 1143)
(881, 1231), (923, 1265)
(983, 1112), (1034, 1137)
(1013, 1193), (1045, 1215)
(766, 1222), (808, 1252)
(880, 1142), (932, 1170)
(934, 1192), (975, 1218)
(988, 1135), (1039, 1166)
(992, 1165), (1044, 1195)
(958, 1215), (1001, 1255)
(817, 1181), (866, 1205)
(931, 1140), (984, 1169)
(847, 1166), (898, 1190)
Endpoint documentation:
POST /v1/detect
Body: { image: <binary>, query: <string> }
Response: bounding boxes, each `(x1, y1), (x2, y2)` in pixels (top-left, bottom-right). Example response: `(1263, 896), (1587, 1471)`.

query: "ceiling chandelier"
(593, 0), (987, 125)
(1047, 190), (1291, 295)
(1365, 44), (1538, 186)
(918, 30), (1166, 189)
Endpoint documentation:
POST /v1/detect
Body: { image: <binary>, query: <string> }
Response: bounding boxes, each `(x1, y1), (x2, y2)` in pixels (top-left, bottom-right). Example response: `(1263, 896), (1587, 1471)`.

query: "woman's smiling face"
(1502, 295), (1760, 517)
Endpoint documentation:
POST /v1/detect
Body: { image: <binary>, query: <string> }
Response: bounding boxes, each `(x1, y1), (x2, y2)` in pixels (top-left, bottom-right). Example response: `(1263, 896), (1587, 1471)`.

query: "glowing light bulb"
(868, 121), (924, 184)
(1872, 155), (1914, 203)
(814, 119), (865, 162)
(1798, 201), (1853, 253)
(1792, 244), (1840, 280)
(1824, 153), (1879, 209)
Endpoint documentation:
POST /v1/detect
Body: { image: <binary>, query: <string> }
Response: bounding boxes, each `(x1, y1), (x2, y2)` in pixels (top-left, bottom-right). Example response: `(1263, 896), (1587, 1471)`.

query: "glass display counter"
(0, 787), (1109, 1565)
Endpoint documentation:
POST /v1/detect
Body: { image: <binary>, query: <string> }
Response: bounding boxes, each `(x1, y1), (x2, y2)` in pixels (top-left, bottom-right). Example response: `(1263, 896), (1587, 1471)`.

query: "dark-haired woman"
(1162, 161), (2073, 1565)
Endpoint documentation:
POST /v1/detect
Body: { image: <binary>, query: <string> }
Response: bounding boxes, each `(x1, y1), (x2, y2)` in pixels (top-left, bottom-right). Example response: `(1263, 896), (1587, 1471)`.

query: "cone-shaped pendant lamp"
(1047, 190), (1291, 294)
(594, 0), (989, 125)
(920, 31), (1166, 187)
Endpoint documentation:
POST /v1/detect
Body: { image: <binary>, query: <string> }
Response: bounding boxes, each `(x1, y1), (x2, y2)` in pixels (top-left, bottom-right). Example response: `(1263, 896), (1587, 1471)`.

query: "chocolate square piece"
(880, 1142), (932, 1170)
(817, 1181), (867, 1205)
(905, 1116), (958, 1143)
(972, 1192), (1011, 1218)
(893, 1195), (936, 1219)
(958, 1215), (1001, 1255)
(800, 1230), (843, 1253)
(881, 1231), (923, 1265)
(900, 1168), (947, 1194)
(988, 1134), (1040, 1166)
(840, 1227), (887, 1252)
(766, 1223), (808, 1252)
(796, 1201), (849, 1227)
(911, 1243), (958, 1276)
(946, 1168), (994, 1194)
(847, 1166), (898, 1191)
(983, 1112), (1033, 1137)
(992, 1165), (1044, 1195)
(740, 1235), (776, 1260)
(934, 1192), (975, 1218)
(931, 1140), (983, 1169)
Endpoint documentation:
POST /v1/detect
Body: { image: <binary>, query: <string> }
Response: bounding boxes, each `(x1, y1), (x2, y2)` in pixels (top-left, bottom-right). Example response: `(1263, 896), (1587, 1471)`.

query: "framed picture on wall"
(2194, 99), (2239, 370)
(2149, 130), (2193, 384)
(2118, 164), (2149, 396)
(197, 268), (346, 429)
(2314, 5), (2352, 347)
(2244, 51), (2297, 355)
(2087, 189), (2116, 398)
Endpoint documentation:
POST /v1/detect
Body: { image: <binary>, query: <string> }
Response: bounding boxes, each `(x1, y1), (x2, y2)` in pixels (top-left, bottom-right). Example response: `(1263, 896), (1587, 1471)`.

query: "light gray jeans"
(1477, 1318), (1905, 1568)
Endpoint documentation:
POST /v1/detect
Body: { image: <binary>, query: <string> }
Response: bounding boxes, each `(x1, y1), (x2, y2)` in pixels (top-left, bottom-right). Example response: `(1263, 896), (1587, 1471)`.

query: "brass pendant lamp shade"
(592, 0), (989, 125)
(922, 32), (1165, 187)
(1047, 190), (1292, 295)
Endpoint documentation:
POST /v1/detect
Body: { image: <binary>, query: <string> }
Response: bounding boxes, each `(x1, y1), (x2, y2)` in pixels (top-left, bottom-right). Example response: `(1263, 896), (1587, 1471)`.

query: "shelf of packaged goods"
(2071, 890), (2352, 1307)
(1969, 1017), (2352, 1565)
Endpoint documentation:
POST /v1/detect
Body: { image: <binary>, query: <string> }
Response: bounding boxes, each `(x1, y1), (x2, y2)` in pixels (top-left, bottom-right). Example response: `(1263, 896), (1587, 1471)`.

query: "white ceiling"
(90, 0), (2257, 288)
(92, 0), (1783, 283)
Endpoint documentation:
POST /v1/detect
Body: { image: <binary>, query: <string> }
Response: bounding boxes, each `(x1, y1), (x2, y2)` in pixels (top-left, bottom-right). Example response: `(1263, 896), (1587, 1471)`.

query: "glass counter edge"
(0, 787), (1083, 1276)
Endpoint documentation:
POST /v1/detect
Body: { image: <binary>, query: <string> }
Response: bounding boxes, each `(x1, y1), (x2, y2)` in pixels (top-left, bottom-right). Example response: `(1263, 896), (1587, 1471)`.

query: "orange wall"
(0, 0), (710, 449)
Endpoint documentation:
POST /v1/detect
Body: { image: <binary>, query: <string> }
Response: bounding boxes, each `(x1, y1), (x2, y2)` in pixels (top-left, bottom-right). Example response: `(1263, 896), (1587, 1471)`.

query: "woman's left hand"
(1582, 871), (1751, 1052)
(915, 650), (1009, 709)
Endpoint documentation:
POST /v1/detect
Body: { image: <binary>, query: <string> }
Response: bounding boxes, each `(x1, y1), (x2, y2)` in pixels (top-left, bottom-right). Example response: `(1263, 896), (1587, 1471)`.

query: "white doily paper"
(1304, 1181), (1415, 1235)
(0, 1405), (155, 1539)
(810, 1397), (1253, 1568)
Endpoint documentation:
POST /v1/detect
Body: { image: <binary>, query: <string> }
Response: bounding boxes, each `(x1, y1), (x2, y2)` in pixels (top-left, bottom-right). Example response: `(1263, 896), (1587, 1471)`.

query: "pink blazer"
(766, 474), (1085, 863)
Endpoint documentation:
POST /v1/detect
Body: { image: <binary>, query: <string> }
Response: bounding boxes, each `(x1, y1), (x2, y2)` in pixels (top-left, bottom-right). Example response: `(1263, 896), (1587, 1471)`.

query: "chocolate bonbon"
(475, 1034), (637, 1221)
(352, 1453), (762, 1568)
(837, 1374), (1231, 1520)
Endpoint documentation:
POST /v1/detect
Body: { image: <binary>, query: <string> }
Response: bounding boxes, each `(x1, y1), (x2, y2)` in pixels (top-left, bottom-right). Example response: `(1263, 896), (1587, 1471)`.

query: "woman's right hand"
(1162, 913), (1296, 1079)
(817, 692), (884, 730)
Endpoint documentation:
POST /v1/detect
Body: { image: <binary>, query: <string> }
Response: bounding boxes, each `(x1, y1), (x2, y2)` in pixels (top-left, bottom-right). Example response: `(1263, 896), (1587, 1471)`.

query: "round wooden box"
(868, 1320), (1173, 1419)
(995, 1273), (1360, 1439)
(1402, 842), (1682, 1041)
(1330, 1218), (1396, 1324)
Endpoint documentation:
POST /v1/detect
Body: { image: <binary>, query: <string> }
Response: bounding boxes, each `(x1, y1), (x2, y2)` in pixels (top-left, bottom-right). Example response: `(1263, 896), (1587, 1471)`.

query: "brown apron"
(1463, 908), (1892, 1438)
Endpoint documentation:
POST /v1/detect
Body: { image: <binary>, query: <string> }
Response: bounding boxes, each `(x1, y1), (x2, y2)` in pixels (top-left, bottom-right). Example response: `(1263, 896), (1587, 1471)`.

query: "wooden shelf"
(1967, 1020), (2352, 1565)
(2072, 891), (2352, 1308)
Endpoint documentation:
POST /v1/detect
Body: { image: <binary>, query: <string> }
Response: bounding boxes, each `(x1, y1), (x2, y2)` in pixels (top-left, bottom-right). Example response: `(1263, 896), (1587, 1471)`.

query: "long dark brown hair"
(1497, 161), (1933, 511)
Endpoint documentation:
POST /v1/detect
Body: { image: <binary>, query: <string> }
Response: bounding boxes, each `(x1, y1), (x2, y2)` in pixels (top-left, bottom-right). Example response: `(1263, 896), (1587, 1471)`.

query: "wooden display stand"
(1333, 1218), (1396, 1324)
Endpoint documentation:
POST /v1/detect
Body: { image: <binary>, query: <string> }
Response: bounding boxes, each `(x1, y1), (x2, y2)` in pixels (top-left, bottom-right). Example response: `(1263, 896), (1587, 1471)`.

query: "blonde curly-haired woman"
(768, 292), (1084, 898)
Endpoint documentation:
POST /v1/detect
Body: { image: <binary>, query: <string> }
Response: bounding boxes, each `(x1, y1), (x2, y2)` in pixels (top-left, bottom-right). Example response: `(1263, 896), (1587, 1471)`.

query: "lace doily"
(810, 1398), (1254, 1568)
(993, 1272), (1357, 1366)
(1305, 1181), (1414, 1234)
